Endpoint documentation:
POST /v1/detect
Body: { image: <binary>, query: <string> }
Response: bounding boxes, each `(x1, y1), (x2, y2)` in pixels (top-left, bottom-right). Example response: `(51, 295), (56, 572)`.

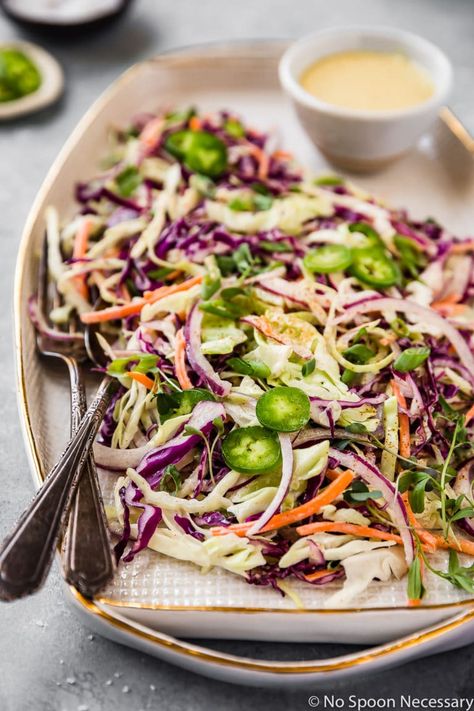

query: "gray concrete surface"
(1, 1), (473, 709)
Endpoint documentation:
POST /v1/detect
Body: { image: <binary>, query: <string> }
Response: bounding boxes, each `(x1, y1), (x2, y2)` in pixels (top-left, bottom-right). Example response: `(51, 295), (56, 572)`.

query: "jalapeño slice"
(350, 248), (400, 288)
(222, 426), (281, 473)
(164, 129), (228, 178)
(164, 130), (197, 159)
(256, 386), (310, 432)
(303, 244), (353, 274)
(348, 222), (383, 250)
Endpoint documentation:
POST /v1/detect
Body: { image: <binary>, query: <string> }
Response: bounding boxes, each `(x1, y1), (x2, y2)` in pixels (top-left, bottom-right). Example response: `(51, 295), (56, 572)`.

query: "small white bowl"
(0, 41), (64, 121)
(279, 27), (453, 172)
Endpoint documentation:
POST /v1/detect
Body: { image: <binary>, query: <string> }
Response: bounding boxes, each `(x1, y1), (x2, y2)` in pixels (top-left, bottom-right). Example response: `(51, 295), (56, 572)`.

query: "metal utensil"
(0, 243), (117, 601)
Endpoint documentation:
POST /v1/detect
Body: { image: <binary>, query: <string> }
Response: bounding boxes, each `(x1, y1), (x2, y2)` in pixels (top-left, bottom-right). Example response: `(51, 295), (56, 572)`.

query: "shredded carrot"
(175, 329), (193, 390)
(304, 568), (337, 582)
(433, 533), (474, 557)
(431, 294), (466, 316)
(129, 371), (156, 391)
(163, 269), (182, 282)
(450, 240), (474, 254)
(272, 149), (293, 160)
(72, 219), (92, 300)
(189, 116), (202, 131)
(391, 380), (411, 459)
(80, 275), (202, 324)
(247, 143), (269, 181)
(73, 219), (92, 259)
(325, 468), (341, 481)
(408, 597), (422, 607)
(465, 403), (474, 425)
(295, 521), (405, 544)
(212, 470), (354, 537)
(401, 493), (438, 551)
(139, 117), (164, 150)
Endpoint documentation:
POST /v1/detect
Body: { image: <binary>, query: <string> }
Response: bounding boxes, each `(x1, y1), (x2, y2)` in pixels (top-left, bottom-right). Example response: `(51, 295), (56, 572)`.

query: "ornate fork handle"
(0, 376), (116, 601)
(62, 362), (115, 598)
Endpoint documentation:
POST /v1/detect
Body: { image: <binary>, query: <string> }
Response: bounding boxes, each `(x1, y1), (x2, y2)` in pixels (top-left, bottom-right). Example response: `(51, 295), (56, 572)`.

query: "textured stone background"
(1, 1), (473, 709)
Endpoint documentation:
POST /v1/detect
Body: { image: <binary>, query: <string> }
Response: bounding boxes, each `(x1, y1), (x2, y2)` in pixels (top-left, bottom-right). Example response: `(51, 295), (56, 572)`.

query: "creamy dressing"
(300, 50), (434, 111)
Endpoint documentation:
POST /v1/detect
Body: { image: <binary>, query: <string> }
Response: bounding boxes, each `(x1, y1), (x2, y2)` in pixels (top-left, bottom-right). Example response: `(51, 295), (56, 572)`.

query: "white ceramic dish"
(14, 41), (474, 686)
(0, 41), (63, 120)
(279, 27), (452, 171)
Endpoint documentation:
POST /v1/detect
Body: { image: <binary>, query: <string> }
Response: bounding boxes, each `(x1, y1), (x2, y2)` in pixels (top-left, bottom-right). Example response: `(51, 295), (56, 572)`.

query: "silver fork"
(0, 240), (115, 600)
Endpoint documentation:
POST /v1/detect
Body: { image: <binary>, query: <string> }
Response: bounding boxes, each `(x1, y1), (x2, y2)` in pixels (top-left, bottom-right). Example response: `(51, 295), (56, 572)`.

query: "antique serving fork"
(0, 240), (115, 600)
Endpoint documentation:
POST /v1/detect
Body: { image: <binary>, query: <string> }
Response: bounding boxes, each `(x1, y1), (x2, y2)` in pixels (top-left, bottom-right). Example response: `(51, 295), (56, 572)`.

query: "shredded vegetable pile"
(36, 107), (474, 607)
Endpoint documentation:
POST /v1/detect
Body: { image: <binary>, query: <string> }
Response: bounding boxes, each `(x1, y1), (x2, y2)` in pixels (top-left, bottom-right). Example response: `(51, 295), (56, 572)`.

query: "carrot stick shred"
(401, 493), (438, 551)
(433, 533), (474, 557)
(391, 380), (411, 458)
(295, 521), (405, 543)
(175, 329), (193, 390)
(212, 470), (354, 537)
(247, 143), (269, 181)
(189, 116), (202, 131)
(129, 371), (156, 391)
(304, 568), (338, 582)
(450, 240), (474, 254)
(465, 403), (474, 425)
(79, 275), (202, 324)
(72, 219), (92, 300)
(139, 117), (164, 150)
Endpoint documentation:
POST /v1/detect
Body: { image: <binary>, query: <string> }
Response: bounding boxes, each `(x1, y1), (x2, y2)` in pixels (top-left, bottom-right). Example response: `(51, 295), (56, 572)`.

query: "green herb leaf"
(224, 118), (245, 138)
(107, 354), (158, 376)
(446, 550), (474, 593)
(159, 464), (182, 494)
(155, 388), (215, 421)
(345, 423), (368, 434)
(407, 557), (425, 601)
(184, 425), (203, 438)
(115, 166), (142, 197)
(302, 358), (316, 377)
(227, 357), (270, 379)
(341, 369), (357, 387)
(394, 234), (426, 278)
(343, 344), (375, 365)
(199, 302), (235, 320)
(201, 274), (221, 300)
(343, 481), (383, 503)
(393, 346), (431, 373)
(221, 286), (247, 300)
(212, 417), (225, 436)
(215, 255), (236, 276)
(147, 266), (175, 281)
(260, 240), (292, 253)
(234, 243), (254, 274)
(314, 175), (344, 186)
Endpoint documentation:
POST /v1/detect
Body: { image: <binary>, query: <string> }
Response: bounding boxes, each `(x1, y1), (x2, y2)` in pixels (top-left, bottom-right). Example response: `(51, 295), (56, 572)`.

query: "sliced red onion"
(453, 460), (474, 538)
(246, 433), (293, 536)
(137, 401), (225, 481)
(28, 295), (84, 344)
(256, 277), (310, 308)
(334, 297), (474, 380)
(329, 448), (415, 565)
(185, 304), (231, 397)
